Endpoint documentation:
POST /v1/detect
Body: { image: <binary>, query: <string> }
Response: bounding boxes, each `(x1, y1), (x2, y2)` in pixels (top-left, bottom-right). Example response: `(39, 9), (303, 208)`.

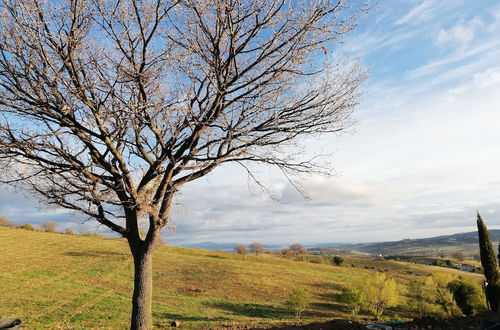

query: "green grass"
(0, 227), (484, 329)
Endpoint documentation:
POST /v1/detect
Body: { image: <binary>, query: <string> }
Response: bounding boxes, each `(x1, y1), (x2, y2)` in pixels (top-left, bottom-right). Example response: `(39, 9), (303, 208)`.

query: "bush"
(65, 228), (75, 235)
(80, 232), (105, 238)
(308, 256), (323, 264)
(425, 273), (456, 316)
(356, 272), (399, 320)
(448, 279), (486, 315)
(332, 256), (344, 266)
(20, 223), (34, 231)
(337, 288), (366, 319)
(406, 280), (434, 318)
(281, 249), (293, 258)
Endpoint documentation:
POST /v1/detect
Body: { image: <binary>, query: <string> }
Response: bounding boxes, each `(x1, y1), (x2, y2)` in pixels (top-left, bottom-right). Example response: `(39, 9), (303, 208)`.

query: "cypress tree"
(498, 242), (500, 265)
(477, 213), (500, 312)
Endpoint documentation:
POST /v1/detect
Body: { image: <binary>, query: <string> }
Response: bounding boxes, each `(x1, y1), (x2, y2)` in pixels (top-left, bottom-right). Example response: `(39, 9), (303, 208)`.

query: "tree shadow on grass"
(310, 282), (343, 291)
(63, 251), (128, 258)
(311, 302), (345, 312)
(207, 254), (226, 259)
(154, 311), (230, 323)
(208, 301), (290, 319)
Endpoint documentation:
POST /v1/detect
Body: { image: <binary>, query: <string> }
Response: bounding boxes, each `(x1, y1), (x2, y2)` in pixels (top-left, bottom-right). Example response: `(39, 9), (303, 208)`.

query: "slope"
(0, 227), (482, 329)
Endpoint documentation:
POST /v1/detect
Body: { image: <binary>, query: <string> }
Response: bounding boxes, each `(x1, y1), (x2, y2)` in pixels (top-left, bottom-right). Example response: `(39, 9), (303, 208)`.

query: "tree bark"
(129, 241), (154, 330)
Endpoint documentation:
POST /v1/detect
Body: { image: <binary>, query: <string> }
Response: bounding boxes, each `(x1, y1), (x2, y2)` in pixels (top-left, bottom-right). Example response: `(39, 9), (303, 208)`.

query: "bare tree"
(0, 216), (9, 227)
(234, 244), (248, 260)
(0, 0), (367, 328)
(451, 251), (465, 261)
(41, 221), (58, 233)
(249, 242), (265, 255)
(289, 243), (307, 255)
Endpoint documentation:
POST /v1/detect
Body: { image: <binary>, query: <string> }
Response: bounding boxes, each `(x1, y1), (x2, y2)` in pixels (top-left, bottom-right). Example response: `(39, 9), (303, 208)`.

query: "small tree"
(425, 273), (456, 316)
(332, 256), (344, 266)
(41, 221), (57, 233)
(249, 242), (265, 256)
(448, 279), (486, 316)
(289, 243), (307, 255)
(406, 280), (434, 318)
(288, 287), (311, 325)
(357, 272), (399, 320)
(281, 249), (293, 258)
(65, 228), (75, 235)
(337, 288), (366, 319)
(234, 244), (248, 260)
(451, 251), (465, 261)
(477, 213), (500, 312)
(0, 216), (10, 227)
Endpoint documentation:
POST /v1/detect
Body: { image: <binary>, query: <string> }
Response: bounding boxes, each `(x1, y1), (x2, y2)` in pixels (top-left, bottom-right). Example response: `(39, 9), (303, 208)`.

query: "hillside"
(0, 227), (483, 329)
(310, 230), (500, 257)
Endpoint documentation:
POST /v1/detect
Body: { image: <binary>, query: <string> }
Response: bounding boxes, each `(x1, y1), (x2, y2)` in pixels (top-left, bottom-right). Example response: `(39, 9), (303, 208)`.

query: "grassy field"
(0, 227), (484, 329)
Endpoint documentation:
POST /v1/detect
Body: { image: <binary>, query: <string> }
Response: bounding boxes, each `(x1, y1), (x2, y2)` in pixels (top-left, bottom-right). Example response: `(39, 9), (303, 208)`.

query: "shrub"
(80, 232), (105, 238)
(448, 279), (486, 315)
(288, 287), (311, 325)
(20, 223), (34, 231)
(308, 256), (323, 264)
(332, 256), (344, 266)
(425, 273), (456, 316)
(65, 228), (75, 235)
(356, 272), (399, 320)
(406, 280), (434, 318)
(337, 288), (366, 319)
(281, 249), (293, 258)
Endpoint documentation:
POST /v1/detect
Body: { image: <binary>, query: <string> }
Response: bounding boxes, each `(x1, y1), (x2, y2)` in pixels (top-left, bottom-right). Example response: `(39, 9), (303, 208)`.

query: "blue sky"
(1, 0), (500, 246)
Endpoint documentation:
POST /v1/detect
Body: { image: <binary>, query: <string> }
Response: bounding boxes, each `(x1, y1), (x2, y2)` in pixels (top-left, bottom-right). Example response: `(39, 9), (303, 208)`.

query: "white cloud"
(396, 0), (444, 25)
(489, 5), (500, 31)
(435, 17), (484, 46)
(280, 177), (384, 207)
(409, 39), (500, 79)
(473, 66), (500, 87)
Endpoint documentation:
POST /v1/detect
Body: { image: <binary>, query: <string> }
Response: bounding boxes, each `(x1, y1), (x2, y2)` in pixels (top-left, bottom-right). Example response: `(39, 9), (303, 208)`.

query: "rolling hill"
(0, 227), (483, 329)
(310, 230), (500, 257)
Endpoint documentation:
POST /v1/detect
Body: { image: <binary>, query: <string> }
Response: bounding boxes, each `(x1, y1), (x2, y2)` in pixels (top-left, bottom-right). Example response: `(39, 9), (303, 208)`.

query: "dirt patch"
(257, 319), (369, 329)
(396, 314), (482, 329)
(200, 315), (488, 330)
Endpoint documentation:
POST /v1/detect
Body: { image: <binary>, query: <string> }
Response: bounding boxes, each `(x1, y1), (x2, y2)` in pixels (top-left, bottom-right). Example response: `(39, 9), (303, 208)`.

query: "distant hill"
(310, 230), (500, 257)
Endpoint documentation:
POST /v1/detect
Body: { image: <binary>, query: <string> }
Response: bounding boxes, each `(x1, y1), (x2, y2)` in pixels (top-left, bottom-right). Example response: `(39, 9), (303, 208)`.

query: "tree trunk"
(130, 242), (154, 330)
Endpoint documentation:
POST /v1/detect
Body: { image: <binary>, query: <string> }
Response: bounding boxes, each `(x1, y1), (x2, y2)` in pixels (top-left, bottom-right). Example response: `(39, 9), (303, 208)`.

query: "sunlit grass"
(0, 227), (483, 329)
